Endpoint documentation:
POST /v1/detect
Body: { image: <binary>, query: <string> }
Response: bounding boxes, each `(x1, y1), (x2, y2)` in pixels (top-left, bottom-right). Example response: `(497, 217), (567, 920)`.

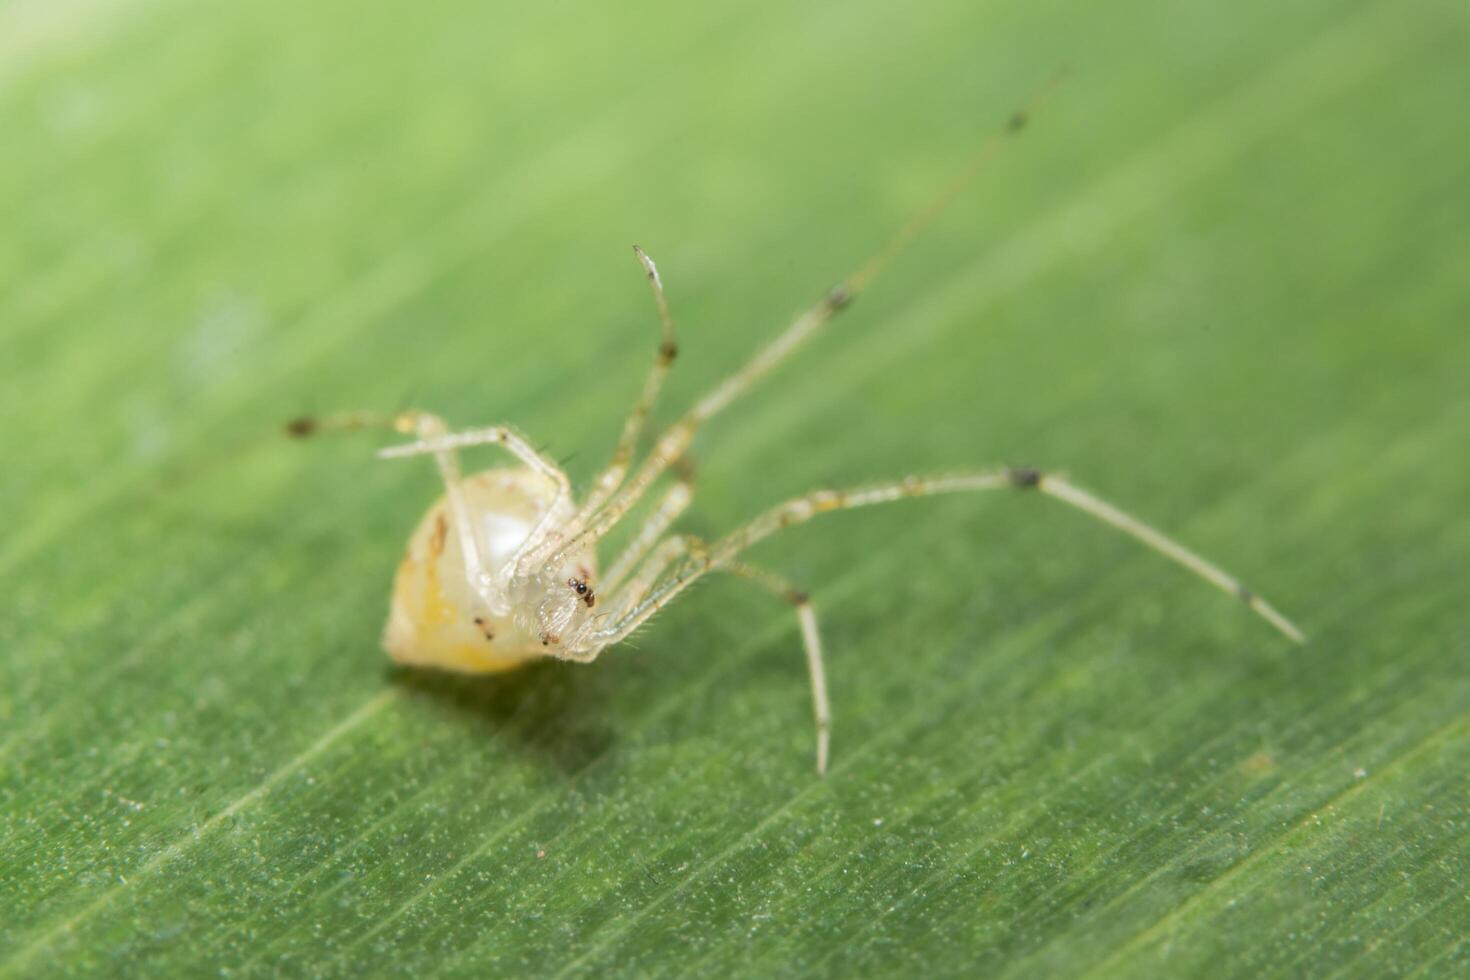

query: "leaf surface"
(2, 0), (1466, 975)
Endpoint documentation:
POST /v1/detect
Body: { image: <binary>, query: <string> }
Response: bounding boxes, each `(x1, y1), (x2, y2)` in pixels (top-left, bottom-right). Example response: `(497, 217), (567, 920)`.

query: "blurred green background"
(2, 0), (1466, 975)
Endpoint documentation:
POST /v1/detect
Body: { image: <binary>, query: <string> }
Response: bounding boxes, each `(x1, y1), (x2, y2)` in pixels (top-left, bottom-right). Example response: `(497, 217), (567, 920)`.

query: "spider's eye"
(568, 578), (588, 595)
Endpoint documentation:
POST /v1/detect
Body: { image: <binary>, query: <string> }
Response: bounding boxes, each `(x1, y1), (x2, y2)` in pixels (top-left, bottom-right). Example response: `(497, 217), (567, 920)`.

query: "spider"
(289, 80), (1304, 774)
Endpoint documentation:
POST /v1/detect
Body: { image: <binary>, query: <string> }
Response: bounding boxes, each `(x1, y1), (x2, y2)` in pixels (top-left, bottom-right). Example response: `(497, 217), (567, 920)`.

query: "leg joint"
(1007, 466), (1044, 489)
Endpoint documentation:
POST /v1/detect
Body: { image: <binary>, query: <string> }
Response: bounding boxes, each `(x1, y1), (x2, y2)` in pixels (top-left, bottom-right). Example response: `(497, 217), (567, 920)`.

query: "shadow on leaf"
(386, 661), (616, 775)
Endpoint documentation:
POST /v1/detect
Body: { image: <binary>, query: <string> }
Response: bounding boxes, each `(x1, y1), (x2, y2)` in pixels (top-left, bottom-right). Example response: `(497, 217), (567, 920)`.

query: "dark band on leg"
(1007, 466), (1043, 488)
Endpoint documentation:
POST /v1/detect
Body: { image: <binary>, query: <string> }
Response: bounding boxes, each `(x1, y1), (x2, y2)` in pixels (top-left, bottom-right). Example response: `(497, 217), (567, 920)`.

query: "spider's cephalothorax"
(292, 76), (1303, 774)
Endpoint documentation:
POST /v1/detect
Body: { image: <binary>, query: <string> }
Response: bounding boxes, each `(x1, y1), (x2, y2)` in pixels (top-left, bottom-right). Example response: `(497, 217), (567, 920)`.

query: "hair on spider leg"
(295, 70), (1304, 776)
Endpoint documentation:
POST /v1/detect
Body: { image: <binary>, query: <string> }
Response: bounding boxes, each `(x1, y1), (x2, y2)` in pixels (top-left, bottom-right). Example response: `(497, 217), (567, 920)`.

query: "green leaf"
(3, 0), (1466, 975)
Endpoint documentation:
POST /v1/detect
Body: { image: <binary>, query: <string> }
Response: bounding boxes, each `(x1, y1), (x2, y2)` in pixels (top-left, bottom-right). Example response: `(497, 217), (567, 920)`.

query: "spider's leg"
(377, 424), (571, 490)
(546, 74), (1065, 566)
(591, 468), (1306, 651)
(552, 533), (706, 665)
(602, 533), (706, 622)
(578, 246), (680, 522)
(583, 533), (831, 772)
(284, 410), (413, 437)
(1021, 472), (1305, 642)
(377, 425), (574, 596)
(720, 561), (830, 776)
(599, 461), (695, 593)
(527, 249), (681, 573)
(286, 410), (497, 604)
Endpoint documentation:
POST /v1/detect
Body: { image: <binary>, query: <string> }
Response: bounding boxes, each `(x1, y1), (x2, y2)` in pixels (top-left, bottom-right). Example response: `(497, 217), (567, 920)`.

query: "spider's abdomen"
(382, 467), (595, 673)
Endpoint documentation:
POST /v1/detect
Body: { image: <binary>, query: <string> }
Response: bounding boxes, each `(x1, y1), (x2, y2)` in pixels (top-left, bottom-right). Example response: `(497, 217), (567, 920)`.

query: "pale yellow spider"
(290, 82), (1304, 774)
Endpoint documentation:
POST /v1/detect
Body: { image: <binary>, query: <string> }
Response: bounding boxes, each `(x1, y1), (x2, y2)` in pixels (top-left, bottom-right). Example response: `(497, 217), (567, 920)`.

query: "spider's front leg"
(540, 78), (1065, 572)
(521, 242), (686, 584)
(576, 245), (680, 517)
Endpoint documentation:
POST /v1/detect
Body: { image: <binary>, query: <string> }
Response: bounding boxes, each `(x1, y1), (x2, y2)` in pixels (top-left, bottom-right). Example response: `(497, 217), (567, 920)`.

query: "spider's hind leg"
(721, 561), (831, 776)
(601, 542), (831, 774)
(592, 468), (1305, 660)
